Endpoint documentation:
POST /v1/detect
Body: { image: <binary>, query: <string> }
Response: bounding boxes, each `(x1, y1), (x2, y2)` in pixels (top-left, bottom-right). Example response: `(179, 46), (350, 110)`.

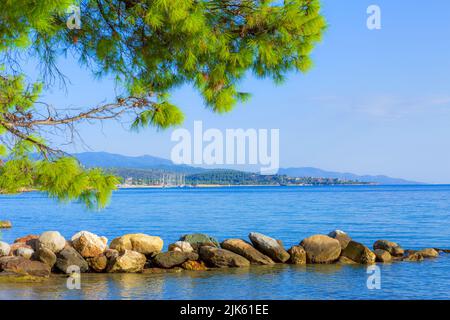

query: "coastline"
(117, 183), (376, 189)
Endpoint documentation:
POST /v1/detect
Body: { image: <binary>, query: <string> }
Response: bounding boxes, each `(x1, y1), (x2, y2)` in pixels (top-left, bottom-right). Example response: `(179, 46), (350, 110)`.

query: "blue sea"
(1, 185), (449, 300)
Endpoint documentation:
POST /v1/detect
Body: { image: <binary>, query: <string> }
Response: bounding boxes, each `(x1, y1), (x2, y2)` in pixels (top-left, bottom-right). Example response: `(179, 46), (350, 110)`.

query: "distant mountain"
(75, 152), (171, 168)
(278, 167), (421, 185)
(73, 152), (205, 174)
(73, 152), (421, 184)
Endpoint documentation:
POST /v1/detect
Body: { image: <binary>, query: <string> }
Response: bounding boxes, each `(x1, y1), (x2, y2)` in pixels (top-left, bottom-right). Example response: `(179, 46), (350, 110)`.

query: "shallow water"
(1, 185), (450, 299)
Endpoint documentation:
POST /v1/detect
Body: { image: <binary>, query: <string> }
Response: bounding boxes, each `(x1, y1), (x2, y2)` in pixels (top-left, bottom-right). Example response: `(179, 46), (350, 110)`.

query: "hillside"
(278, 167), (421, 185)
(75, 152), (205, 174)
(71, 152), (421, 185)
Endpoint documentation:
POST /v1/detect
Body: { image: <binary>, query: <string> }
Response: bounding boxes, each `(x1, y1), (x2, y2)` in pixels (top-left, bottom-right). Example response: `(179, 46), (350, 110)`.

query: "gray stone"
(153, 251), (198, 268)
(55, 246), (89, 273)
(248, 232), (290, 263)
(199, 246), (250, 268)
(35, 247), (57, 268)
(221, 239), (274, 265)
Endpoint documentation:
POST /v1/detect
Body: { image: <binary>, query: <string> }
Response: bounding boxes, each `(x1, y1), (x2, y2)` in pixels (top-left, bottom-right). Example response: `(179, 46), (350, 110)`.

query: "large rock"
(153, 251), (198, 268)
(300, 234), (341, 264)
(328, 230), (351, 250)
(199, 246), (250, 268)
(373, 240), (404, 257)
(181, 260), (208, 271)
(35, 247), (57, 268)
(71, 231), (107, 258)
(248, 232), (290, 263)
(288, 245), (307, 265)
(9, 242), (33, 256)
(0, 241), (10, 256)
(168, 241), (194, 253)
(221, 239), (274, 265)
(341, 241), (376, 264)
(0, 256), (50, 277)
(374, 249), (392, 263)
(55, 246), (89, 273)
(179, 233), (220, 250)
(15, 247), (34, 259)
(403, 252), (424, 262)
(14, 235), (39, 250)
(110, 233), (163, 255)
(417, 248), (439, 258)
(107, 250), (146, 273)
(87, 255), (108, 272)
(38, 231), (66, 253)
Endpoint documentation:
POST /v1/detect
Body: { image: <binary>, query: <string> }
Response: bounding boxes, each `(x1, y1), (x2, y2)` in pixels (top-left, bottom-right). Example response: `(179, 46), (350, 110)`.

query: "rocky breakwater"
(1, 229), (448, 281)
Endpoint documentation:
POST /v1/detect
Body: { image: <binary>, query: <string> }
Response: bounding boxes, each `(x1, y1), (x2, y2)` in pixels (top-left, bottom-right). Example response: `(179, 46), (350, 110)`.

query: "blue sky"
(27, 0), (450, 183)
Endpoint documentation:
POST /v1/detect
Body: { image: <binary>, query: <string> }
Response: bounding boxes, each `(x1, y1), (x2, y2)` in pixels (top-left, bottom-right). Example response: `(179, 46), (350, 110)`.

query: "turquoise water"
(1, 185), (450, 299)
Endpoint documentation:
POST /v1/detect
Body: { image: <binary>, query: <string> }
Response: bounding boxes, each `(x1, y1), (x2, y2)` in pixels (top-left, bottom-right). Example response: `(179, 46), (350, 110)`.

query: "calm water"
(1, 185), (450, 300)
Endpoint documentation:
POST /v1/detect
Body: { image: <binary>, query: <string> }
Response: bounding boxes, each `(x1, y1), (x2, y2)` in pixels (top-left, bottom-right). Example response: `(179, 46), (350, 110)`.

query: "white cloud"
(308, 94), (450, 119)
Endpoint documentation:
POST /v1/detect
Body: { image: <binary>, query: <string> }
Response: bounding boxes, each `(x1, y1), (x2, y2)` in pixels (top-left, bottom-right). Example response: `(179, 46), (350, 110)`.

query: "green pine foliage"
(0, 0), (326, 208)
(0, 156), (119, 209)
(131, 101), (185, 130)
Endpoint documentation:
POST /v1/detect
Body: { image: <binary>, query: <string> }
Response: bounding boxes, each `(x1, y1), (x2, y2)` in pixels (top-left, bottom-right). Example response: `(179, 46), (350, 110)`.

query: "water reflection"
(1, 256), (450, 299)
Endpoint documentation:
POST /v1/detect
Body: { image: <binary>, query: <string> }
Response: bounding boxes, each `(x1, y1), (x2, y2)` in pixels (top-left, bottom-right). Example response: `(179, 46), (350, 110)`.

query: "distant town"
(73, 152), (418, 187)
(114, 168), (370, 187)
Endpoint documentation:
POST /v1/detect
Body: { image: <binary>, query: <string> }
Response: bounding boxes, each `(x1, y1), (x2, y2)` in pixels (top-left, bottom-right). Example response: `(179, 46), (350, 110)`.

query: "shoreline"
(3, 183), (440, 194)
(117, 183), (376, 189)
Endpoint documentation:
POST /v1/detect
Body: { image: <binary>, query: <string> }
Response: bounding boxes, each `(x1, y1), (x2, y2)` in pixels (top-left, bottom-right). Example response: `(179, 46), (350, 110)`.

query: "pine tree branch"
(4, 96), (154, 127)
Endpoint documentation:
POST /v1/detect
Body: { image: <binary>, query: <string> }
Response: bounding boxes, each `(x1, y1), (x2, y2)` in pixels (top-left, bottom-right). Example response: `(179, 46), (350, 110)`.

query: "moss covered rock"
(179, 233), (219, 250)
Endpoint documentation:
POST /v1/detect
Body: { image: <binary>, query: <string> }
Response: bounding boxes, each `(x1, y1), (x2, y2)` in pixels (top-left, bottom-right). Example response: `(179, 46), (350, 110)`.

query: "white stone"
(15, 247), (34, 259)
(0, 241), (10, 256)
(169, 241), (194, 253)
(38, 231), (66, 253)
(71, 231), (108, 258)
